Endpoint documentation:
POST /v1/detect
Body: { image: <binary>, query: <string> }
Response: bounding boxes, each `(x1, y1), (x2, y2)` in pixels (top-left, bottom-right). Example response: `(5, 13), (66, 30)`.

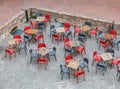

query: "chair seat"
(77, 47), (84, 52)
(74, 70), (84, 76)
(64, 27), (69, 32)
(90, 30), (97, 34)
(31, 53), (38, 57)
(65, 42), (70, 47)
(62, 67), (69, 73)
(79, 62), (87, 68)
(7, 49), (15, 54)
(112, 59), (120, 64)
(19, 44), (25, 48)
(94, 56), (102, 61)
(75, 29), (81, 33)
(48, 51), (55, 56)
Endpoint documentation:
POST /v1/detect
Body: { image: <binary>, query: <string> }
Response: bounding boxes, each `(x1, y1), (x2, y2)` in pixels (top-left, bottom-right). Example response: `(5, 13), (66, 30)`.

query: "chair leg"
(92, 60), (94, 66)
(30, 58), (32, 63)
(61, 74), (63, 80)
(54, 55), (57, 61)
(87, 66), (89, 72)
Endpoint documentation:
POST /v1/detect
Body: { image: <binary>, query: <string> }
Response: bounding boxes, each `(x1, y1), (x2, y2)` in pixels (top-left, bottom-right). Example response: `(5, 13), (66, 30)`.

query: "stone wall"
(0, 7), (120, 37)
(30, 8), (120, 34)
(0, 11), (26, 36)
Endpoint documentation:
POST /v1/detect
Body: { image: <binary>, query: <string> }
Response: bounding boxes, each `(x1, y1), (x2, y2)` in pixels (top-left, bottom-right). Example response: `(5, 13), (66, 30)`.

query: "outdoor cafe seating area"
(0, 12), (120, 89)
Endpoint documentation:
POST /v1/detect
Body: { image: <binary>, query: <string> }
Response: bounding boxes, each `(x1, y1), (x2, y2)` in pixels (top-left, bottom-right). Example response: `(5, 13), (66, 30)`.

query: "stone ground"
(0, 0), (120, 25)
(0, 20), (120, 89)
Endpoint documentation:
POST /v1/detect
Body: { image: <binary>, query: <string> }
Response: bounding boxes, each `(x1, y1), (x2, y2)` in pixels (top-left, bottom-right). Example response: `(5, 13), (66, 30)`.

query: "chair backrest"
(109, 30), (117, 35)
(93, 51), (97, 57)
(64, 37), (69, 43)
(50, 25), (55, 30)
(52, 33), (60, 39)
(100, 40), (109, 46)
(53, 47), (56, 52)
(106, 48), (114, 57)
(64, 22), (70, 28)
(45, 13), (50, 19)
(66, 31), (72, 37)
(29, 49), (33, 54)
(60, 64), (69, 73)
(13, 34), (21, 39)
(65, 54), (73, 61)
(74, 70), (85, 76)
(38, 33), (44, 39)
(30, 21), (37, 26)
(83, 58), (89, 64)
(38, 43), (46, 50)
(24, 26), (30, 32)
(84, 21), (91, 26)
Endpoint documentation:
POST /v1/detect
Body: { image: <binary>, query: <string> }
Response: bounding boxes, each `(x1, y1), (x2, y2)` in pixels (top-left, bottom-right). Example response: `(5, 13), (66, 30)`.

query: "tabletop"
(56, 27), (65, 33)
(104, 33), (115, 40)
(26, 29), (38, 35)
(67, 60), (80, 70)
(69, 40), (79, 48)
(101, 53), (113, 61)
(38, 47), (49, 56)
(81, 25), (92, 32)
(36, 16), (45, 22)
(8, 39), (18, 46)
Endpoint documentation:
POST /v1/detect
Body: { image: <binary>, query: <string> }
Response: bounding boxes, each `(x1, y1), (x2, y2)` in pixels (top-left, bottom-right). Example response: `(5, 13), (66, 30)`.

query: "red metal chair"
(92, 51), (102, 66)
(5, 48), (16, 61)
(38, 43), (46, 50)
(24, 26), (30, 32)
(109, 29), (117, 38)
(51, 33), (62, 44)
(99, 40), (110, 51)
(65, 54), (73, 65)
(64, 37), (70, 49)
(44, 13), (50, 24)
(74, 25), (81, 37)
(34, 33), (44, 43)
(30, 21), (38, 28)
(110, 57), (120, 71)
(37, 57), (48, 70)
(64, 22), (70, 32)
(90, 26), (98, 39)
(76, 46), (86, 58)
(13, 34), (22, 44)
(74, 70), (85, 83)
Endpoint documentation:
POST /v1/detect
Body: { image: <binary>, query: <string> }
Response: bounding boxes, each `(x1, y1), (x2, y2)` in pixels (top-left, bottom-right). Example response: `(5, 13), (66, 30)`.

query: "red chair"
(76, 46), (86, 58)
(64, 22), (70, 32)
(5, 48), (16, 61)
(30, 21), (38, 28)
(90, 26), (98, 39)
(24, 26), (30, 32)
(109, 30), (117, 38)
(51, 33), (62, 44)
(110, 57), (120, 71)
(37, 57), (48, 70)
(38, 43), (46, 50)
(99, 40), (110, 51)
(64, 37), (70, 48)
(13, 34), (22, 44)
(74, 70), (85, 83)
(34, 33), (44, 43)
(44, 13), (50, 24)
(65, 54), (73, 65)
(74, 25), (81, 37)
(92, 51), (102, 66)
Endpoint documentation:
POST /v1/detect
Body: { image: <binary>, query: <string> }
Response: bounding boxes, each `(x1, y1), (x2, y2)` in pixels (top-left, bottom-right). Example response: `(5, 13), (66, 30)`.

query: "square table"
(8, 39), (18, 46)
(101, 53), (113, 61)
(26, 29), (38, 35)
(69, 40), (79, 48)
(38, 47), (49, 56)
(104, 33), (115, 40)
(67, 60), (80, 70)
(56, 27), (65, 33)
(81, 25), (92, 32)
(36, 16), (45, 22)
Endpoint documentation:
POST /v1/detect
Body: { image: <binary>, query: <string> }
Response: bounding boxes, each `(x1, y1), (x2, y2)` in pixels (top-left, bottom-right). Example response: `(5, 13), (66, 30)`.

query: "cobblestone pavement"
(0, 0), (120, 25)
(0, 20), (120, 89)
